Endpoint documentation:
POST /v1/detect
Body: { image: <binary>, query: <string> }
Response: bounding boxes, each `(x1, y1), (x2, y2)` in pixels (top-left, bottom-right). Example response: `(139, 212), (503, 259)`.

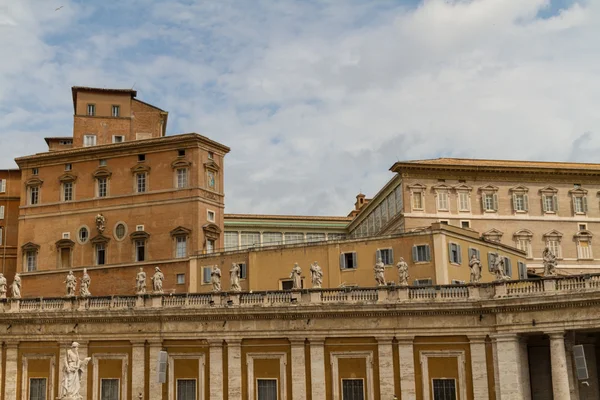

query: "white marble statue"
(59, 342), (91, 400)
(542, 247), (557, 276)
(80, 268), (91, 297)
(229, 263), (241, 292)
(374, 257), (386, 286)
(151, 267), (164, 293)
(0, 273), (7, 299)
(11, 273), (21, 299)
(309, 261), (323, 288)
(65, 271), (77, 297)
(492, 253), (510, 281)
(136, 267), (146, 294)
(396, 257), (409, 286)
(95, 213), (106, 234)
(469, 254), (482, 283)
(290, 263), (302, 289)
(211, 266), (222, 292)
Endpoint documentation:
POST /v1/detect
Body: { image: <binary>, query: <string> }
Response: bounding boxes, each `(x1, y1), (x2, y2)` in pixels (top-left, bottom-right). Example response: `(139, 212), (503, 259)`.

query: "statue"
(542, 247), (557, 276)
(65, 271), (77, 297)
(374, 257), (386, 286)
(290, 263), (302, 289)
(59, 342), (91, 399)
(11, 273), (21, 299)
(95, 213), (106, 234)
(229, 263), (241, 292)
(151, 267), (164, 293)
(309, 261), (323, 288)
(136, 267), (146, 294)
(492, 253), (510, 281)
(396, 257), (409, 286)
(469, 254), (482, 283)
(80, 268), (91, 297)
(211, 266), (222, 292)
(0, 273), (7, 299)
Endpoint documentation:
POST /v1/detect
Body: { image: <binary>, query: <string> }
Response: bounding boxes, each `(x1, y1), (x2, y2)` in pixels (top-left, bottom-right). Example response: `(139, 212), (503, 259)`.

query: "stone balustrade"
(3, 273), (600, 313)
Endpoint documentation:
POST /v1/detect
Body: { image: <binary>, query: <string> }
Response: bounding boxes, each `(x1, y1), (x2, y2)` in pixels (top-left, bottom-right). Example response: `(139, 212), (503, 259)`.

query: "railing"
(4, 274), (600, 313)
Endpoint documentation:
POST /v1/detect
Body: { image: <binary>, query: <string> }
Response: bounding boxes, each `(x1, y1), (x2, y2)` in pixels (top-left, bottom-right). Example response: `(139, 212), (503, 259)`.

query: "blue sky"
(0, 0), (598, 215)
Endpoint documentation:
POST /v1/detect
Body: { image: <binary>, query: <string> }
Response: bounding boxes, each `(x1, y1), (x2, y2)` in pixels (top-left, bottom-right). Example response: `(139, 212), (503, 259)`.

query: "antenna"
(131, 82), (136, 90)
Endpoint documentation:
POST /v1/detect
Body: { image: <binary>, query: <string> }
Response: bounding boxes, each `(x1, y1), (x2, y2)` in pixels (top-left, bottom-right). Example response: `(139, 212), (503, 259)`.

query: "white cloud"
(1, 0), (599, 216)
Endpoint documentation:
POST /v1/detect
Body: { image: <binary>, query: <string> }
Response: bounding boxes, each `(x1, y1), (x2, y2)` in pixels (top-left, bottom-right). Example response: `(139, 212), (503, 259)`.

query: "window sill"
(413, 261), (430, 264)
(450, 262), (461, 266)
(514, 210), (528, 214)
(543, 211), (556, 215)
(458, 209), (471, 213)
(340, 268), (358, 272)
(483, 210), (497, 213)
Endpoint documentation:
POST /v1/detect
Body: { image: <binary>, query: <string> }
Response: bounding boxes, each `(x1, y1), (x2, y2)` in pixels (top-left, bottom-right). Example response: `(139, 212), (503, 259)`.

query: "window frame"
(28, 377), (48, 400)
(77, 226), (90, 244)
(136, 172), (147, 193)
(176, 274), (186, 285)
(376, 248), (394, 266)
(412, 244), (432, 263)
(202, 267), (212, 284)
(86, 104), (96, 116)
(25, 249), (38, 272)
(176, 168), (188, 189)
(111, 105), (120, 117)
(83, 134), (97, 147)
(460, 220), (470, 229)
(454, 185), (472, 212)
(341, 378), (365, 400)
(100, 378), (120, 400)
(97, 176), (108, 198)
(135, 239), (146, 262)
(29, 185), (40, 205)
(431, 378), (457, 400)
(340, 252), (358, 270)
(95, 243), (106, 266)
(256, 378), (278, 400)
(62, 181), (73, 202)
(176, 378), (197, 400)
(175, 235), (187, 258)
(448, 242), (462, 265)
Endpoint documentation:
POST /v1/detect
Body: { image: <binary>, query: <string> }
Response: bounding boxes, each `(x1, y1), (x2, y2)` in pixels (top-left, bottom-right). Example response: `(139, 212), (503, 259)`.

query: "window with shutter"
(448, 243), (461, 264)
(518, 261), (527, 280)
(202, 267), (212, 284)
(504, 257), (512, 277)
(0, 179), (5, 193)
(413, 245), (431, 262)
(0, 205), (4, 219)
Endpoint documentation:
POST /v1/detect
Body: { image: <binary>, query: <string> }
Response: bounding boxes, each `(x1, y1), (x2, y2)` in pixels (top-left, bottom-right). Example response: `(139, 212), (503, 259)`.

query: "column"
(397, 338), (416, 400)
(148, 341), (163, 400)
(131, 341), (146, 400)
(548, 332), (571, 399)
(78, 341), (89, 400)
(290, 339), (307, 400)
(227, 339), (242, 400)
(4, 342), (18, 400)
(494, 334), (527, 399)
(377, 337), (395, 398)
(518, 338), (532, 400)
(309, 338), (326, 400)
(468, 336), (489, 400)
(208, 340), (224, 400)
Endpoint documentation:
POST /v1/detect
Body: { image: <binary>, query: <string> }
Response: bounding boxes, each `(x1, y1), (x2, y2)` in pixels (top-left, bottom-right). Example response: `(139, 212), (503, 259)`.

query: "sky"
(0, 0), (598, 216)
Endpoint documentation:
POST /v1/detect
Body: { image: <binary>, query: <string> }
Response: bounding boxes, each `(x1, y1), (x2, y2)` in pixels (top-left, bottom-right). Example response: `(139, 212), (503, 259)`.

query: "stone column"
(377, 337), (395, 398)
(548, 331), (571, 399)
(208, 340), (224, 400)
(468, 336), (489, 400)
(131, 341), (146, 400)
(518, 337), (532, 400)
(398, 338), (416, 400)
(309, 338), (326, 400)
(4, 342), (18, 400)
(78, 341), (89, 400)
(494, 334), (527, 399)
(290, 339), (307, 400)
(227, 339), (242, 400)
(148, 340), (163, 400)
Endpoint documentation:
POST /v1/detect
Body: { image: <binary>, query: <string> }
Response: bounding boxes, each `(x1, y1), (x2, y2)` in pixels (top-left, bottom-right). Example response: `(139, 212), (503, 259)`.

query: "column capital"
(130, 340), (146, 347)
(375, 336), (394, 345)
(396, 336), (415, 345)
(547, 331), (566, 340)
(147, 339), (163, 347)
(490, 332), (521, 343)
(207, 339), (224, 347)
(308, 337), (326, 346)
(289, 338), (306, 346)
(225, 338), (242, 346)
(468, 335), (488, 344)
(4, 340), (19, 349)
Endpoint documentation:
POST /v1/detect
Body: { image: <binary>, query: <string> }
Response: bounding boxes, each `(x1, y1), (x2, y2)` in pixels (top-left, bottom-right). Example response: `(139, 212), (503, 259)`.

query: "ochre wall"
(132, 99), (165, 139)
(242, 339), (292, 400)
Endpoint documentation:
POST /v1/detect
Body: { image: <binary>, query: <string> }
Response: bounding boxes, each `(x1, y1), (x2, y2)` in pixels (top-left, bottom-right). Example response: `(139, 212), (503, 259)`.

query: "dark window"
(342, 379), (364, 400)
(238, 263), (247, 279)
(281, 280), (303, 290)
(412, 245), (431, 262)
(112, 105), (120, 117)
(32, 168), (39, 175)
(136, 240), (145, 262)
(432, 378), (456, 400)
(461, 221), (470, 229)
(65, 163), (72, 171)
(340, 252), (357, 269)
(176, 379), (196, 400)
(178, 149), (186, 157)
(440, 220), (449, 225)
(449, 243), (462, 264)
(414, 278), (433, 286)
(138, 154), (146, 162)
(257, 379), (277, 400)
(96, 244), (106, 265)
(377, 248), (394, 265)
(100, 379), (119, 400)
(208, 151), (214, 160)
(87, 104), (95, 116)
(29, 378), (46, 400)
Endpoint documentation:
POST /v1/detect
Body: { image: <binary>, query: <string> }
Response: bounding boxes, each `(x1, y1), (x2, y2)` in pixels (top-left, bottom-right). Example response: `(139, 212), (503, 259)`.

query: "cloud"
(0, 0), (598, 216)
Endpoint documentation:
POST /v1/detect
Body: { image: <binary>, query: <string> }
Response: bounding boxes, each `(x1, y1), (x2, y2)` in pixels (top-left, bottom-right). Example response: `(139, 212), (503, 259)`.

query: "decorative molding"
(130, 164), (151, 174)
(20, 354), (55, 400)
(246, 352), (287, 400)
(330, 351), (374, 400)
(203, 160), (220, 171)
(21, 242), (40, 251)
(171, 159), (192, 169)
(168, 353), (205, 400)
(90, 234), (111, 244)
(170, 226), (192, 237)
(130, 231), (150, 241)
(92, 168), (112, 179)
(92, 353), (128, 400)
(25, 177), (43, 187)
(509, 185), (529, 193)
(478, 184), (499, 192)
(58, 173), (77, 183)
(55, 239), (75, 249)
(419, 350), (466, 400)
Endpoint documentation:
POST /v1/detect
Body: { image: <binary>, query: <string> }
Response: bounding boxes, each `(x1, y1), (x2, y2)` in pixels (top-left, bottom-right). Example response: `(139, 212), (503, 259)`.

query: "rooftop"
(392, 157), (600, 171)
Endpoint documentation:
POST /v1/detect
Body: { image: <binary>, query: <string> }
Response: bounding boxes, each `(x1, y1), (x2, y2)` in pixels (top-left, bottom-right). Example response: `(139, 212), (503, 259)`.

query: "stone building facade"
(0, 169), (20, 281)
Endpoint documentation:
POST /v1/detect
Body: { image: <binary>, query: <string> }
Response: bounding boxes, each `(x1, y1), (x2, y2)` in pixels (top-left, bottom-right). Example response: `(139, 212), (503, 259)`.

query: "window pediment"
(90, 234), (111, 244)
(21, 242), (40, 251)
(513, 229), (533, 239)
(569, 187), (588, 195)
(432, 183), (452, 191)
(170, 226), (192, 237)
(479, 184), (499, 192)
(575, 230), (593, 240)
(58, 173), (77, 183)
(25, 177), (43, 187)
(202, 223), (221, 240)
(543, 230), (563, 240)
(131, 164), (151, 174)
(482, 228), (503, 242)
(55, 238), (75, 249)
(171, 159), (192, 169)
(407, 183), (426, 191)
(540, 186), (558, 194)
(130, 230), (150, 241)
(204, 160), (220, 171)
(510, 185), (529, 193)
(92, 168), (112, 179)
(453, 184), (472, 192)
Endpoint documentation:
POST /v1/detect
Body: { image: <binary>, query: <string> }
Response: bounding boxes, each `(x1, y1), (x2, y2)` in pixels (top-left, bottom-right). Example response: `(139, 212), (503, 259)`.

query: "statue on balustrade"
(0, 273), (7, 299)
(469, 254), (482, 283)
(542, 247), (557, 276)
(151, 267), (164, 293)
(80, 268), (91, 297)
(310, 261), (323, 288)
(11, 273), (21, 299)
(59, 341), (91, 400)
(211, 266), (222, 292)
(65, 271), (77, 297)
(290, 263), (302, 289)
(374, 257), (386, 286)
(396, 257), (409, 286)
(136, 267), (146, 294)
(95, 213), (106, 234)
(230, 263), (241, 292)
(492, 253), (510, 281)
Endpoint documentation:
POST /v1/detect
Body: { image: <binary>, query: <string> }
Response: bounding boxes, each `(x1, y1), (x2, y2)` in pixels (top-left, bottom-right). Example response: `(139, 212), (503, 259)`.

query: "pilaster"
(77, 341), (89, 400)
(493, 333), (527, 399)
(208, 339), (224, 400)
(131, 340), (146, 400)
(468, 336), (489, 400)
(376, 337), (395, 398)
(548, 331), (571, 400)
(309, 337), (326, 400)
(397, 337), (416, 400)
(290, 339), (307, 400)
(148, 340), (163, 400)
(4, 342), (18, 400)
(227, 339), (242, 400)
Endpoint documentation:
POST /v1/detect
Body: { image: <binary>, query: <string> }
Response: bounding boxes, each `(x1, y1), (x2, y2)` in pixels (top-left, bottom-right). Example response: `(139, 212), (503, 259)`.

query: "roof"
(44, 137), (73, 145)
(225, 214), (352, 222)
(71, 86), (137, 112)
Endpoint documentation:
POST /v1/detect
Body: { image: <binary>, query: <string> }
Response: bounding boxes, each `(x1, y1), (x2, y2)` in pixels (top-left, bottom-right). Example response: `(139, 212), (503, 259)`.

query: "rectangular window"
(135, 240), (145, 262)
(504, 256), (512, 277)
(202, 267), (212, 284)
(518, 261), (528, 280)
(176, 236), (187, 258)
(138, 154), (146, 162)
(111, 105), (120, 117)
(32, 168), (39, 175)
(238, 263), (247, 279)
(208, 151), (214, 160)
(29, 186), (39, 205)
(176, 379), (196, 400)
(460, 220), (470, 229)
(414, 278), (433, 286)
(0, 179), (6, 193)
(448, 243), (462, 264)
(207, 171), (216, 189)
(64, 163), (72, 171)
(241, 232), (261, 249)
(97, 177), (107, 198)
(513, 193), (528, 212)
(467, 247), (479, 261)
(177, 168), (188, 189)
(578, 241), (593, 260)
(263, 232), (283, 246)
(26, 251), (37, 271)
(87, 104), (95, 116)
(543, 195), (558, 212)
(112, 135), (125, 143)
(177, 274), (185, 285)
(342, 379), (364, 400)
(0, 205), (4, 219)
(306, 233), (326, 243)
(458, 192), (470, 211)
(136, 173), (147, 193)
(100, 378), (119, 400)
(99, 159), (107, 166)
(257, 379), (277, 400)
(547, 240), (560, 258)
(284, 232), (304, 245)
(29, 378), (47, 400)
(432, 378), (457, 400)
(96, 244), (106, 265)
(412, 244), (431, 262)
(63, 182), (73, 202)
(412, 192), (423, 210)
(376, 248), (394, 265)
(516, 239), (531, 258)
(573, 196), (587, 214)
(83, 135), (97, 147)
(437, 191), (449, 210)
(482, 193), (498, 211)
(224, 232), (239, 251)
(206, 239), (215, 254)
(0, 227), (3, 245)
(340, 252), (357, 269)
(178, 149), (186, 157)
(579, 223), (588, 231)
